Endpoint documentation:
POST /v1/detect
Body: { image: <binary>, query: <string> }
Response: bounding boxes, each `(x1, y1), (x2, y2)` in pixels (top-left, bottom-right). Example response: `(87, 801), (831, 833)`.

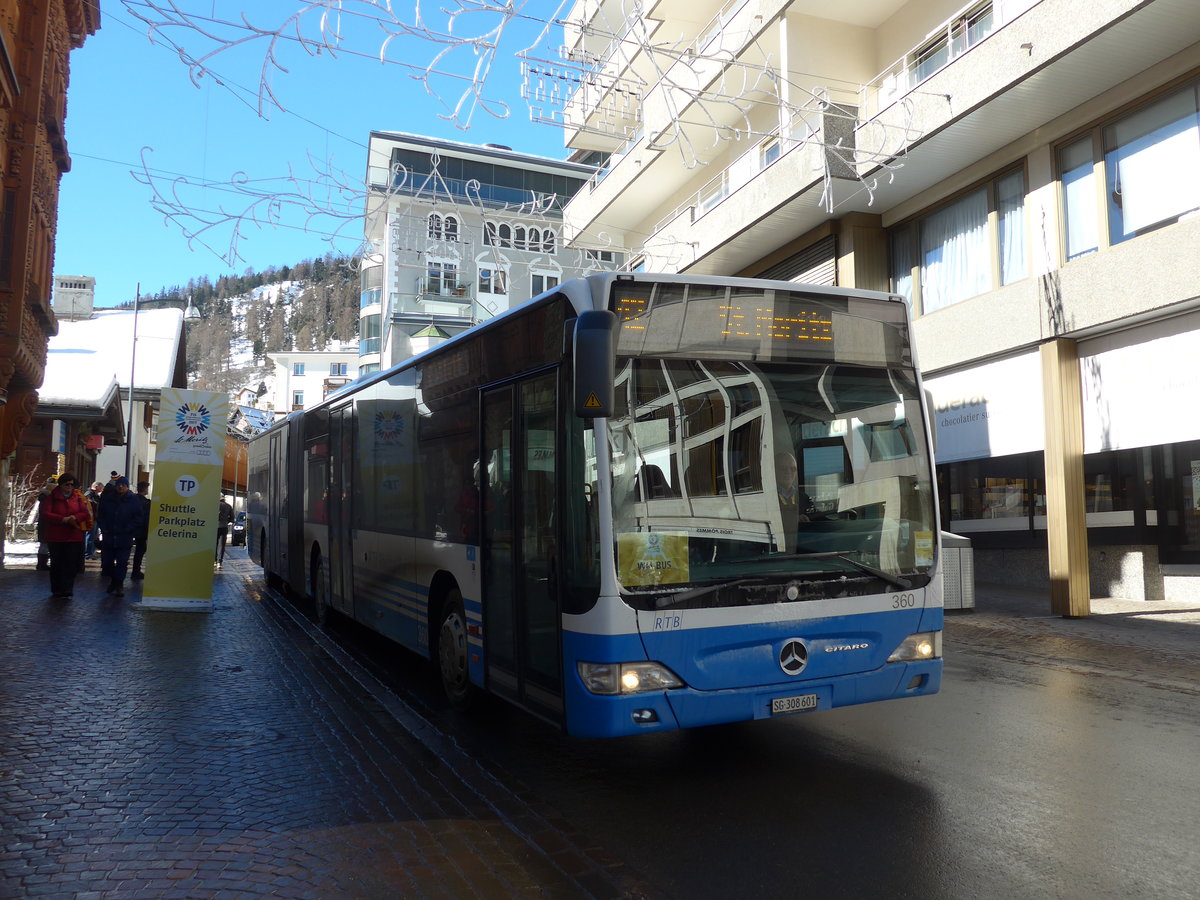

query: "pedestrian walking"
(38, 473), (93, 599)
(216, 494), (234, 569)
(34, 475), (58, 570)
(130, 481), (151, 580)
(97, 471), (122, 576)
(96, 476), (146, 597)
(83, 481), (103, 559)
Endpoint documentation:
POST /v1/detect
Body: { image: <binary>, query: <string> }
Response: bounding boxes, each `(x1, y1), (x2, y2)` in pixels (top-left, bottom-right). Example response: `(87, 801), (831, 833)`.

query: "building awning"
(411, 324), (451, 339)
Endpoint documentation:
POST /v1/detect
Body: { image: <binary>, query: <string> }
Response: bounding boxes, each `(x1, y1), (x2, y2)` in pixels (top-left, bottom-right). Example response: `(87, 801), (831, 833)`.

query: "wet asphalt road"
(324, 606), (1200, 899)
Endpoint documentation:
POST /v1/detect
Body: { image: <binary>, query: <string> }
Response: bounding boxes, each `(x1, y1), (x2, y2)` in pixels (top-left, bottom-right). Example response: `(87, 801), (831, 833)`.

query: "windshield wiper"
(755, 551), (912, 591)
(652, 577), (770, 609)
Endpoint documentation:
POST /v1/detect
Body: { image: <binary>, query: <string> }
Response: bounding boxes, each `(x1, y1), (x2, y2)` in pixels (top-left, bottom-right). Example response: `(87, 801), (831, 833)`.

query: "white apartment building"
(556, 0), (1200, 610)
(268, 349), (359, 417)
(358, 133), (619, 374)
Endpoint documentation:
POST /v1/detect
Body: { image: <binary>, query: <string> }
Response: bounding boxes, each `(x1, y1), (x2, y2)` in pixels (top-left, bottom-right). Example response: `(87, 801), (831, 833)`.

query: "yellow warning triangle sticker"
(583, 392), (603, 409)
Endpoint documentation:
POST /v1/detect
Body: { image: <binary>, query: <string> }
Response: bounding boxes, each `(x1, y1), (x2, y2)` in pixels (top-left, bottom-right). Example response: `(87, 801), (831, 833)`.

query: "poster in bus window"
(357, 396), (417, 528)
(617, 532), (689, 586)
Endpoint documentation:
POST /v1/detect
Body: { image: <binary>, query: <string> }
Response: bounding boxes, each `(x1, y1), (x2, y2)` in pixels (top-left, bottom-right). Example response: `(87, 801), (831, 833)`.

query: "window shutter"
(756, 235), (837, 285)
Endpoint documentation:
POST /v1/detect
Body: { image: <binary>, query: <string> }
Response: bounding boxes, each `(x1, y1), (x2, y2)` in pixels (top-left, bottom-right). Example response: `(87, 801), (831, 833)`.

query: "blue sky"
(56, 0), (572, 307)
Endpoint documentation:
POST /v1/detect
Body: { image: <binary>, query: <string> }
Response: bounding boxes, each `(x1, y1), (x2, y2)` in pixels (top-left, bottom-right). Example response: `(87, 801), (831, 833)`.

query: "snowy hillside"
(178, 258), (360, 403)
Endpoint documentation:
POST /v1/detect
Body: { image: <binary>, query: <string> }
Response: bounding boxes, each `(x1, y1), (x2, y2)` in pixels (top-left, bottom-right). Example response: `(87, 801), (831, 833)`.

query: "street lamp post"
(125, 292), (201, 482)
(124, 285), (140, 478)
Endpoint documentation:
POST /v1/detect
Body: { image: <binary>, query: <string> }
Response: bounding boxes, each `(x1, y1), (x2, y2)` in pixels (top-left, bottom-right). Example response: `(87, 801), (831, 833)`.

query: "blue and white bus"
(247, 272), (943, 737)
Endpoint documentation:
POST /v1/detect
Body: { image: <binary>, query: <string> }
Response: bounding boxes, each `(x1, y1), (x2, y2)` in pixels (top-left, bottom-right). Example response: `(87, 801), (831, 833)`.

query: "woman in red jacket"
(39, 473), (93, 599)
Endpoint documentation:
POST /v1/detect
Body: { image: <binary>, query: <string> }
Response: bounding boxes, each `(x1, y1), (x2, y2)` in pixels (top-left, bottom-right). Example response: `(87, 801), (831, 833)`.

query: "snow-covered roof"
(42, 307), (184, 405)
(232, 405), (274, 435)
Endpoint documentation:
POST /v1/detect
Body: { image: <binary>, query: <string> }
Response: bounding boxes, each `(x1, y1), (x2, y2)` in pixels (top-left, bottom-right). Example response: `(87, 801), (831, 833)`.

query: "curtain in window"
(1104, 87), (1200, 244)
(997, 170), (1026, 285)
(890, 226), (914, 312)
(919, 188), (989, 313)
(1061, 138), (1098, 261)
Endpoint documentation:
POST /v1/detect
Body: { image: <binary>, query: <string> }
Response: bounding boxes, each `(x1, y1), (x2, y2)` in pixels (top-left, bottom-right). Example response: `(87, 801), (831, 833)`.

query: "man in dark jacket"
(216, 495), (235, 569)
(97, 471), (121, 576)
(97, 476), (146, 597)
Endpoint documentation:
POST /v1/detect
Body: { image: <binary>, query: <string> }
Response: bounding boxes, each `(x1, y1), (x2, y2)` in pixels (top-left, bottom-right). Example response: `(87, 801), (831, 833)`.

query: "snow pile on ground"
(4, 540), (37, 568)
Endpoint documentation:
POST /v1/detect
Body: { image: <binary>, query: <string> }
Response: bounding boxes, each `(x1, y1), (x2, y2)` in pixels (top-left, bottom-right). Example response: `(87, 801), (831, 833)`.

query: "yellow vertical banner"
(141, 388), (229, 612)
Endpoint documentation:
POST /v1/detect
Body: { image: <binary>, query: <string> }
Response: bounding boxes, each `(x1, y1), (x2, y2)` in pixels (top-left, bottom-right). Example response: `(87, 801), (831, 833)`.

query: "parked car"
(230, 511), (247, 546)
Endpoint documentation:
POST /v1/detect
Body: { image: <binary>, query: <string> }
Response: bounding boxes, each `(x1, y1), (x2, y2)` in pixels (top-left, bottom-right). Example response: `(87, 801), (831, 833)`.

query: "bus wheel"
(311, 557), (328, 627)
(437, 589), (475, 708)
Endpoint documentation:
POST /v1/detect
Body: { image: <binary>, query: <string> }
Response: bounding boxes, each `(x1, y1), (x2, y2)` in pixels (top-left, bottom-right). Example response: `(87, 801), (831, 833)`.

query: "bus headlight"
(577, 661), (684, 695)
(887, 632), (942, 662)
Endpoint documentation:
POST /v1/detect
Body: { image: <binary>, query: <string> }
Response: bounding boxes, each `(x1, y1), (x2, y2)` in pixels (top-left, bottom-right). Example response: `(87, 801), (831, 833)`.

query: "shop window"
(1161, 441), (1200, 564)
(1084, 450), (1139, 513)
(940, 453), (1039, 526)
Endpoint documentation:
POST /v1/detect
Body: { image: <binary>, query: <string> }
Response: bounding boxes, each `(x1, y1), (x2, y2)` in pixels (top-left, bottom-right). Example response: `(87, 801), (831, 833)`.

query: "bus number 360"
(892, 593), (916, 608)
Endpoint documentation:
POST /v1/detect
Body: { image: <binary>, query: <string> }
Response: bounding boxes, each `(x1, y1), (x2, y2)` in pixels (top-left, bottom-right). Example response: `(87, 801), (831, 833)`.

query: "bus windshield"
(605, 281), (936, 608)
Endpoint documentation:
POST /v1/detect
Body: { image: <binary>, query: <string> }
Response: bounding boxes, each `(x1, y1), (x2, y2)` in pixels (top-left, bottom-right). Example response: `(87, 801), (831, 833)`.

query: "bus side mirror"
(573, 310), (616, 418)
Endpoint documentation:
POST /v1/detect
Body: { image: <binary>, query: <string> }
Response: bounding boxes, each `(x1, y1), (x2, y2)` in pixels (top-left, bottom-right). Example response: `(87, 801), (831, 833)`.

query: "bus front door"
(481, 374), (563, 722)
(328, 404), (355, 618)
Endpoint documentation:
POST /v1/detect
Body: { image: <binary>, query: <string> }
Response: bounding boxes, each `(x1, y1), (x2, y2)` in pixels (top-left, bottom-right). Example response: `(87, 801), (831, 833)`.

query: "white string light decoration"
(120, 0), (940, 267)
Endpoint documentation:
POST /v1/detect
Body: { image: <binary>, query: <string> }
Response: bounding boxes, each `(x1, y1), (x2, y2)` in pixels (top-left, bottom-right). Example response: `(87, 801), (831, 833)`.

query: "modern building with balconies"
(358, 133), (614, 373)
(555, 0), (1200, 611)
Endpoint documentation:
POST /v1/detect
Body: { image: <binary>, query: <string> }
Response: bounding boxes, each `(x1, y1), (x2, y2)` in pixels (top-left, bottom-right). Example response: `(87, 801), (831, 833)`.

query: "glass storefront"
(937, 441), (1200, 565)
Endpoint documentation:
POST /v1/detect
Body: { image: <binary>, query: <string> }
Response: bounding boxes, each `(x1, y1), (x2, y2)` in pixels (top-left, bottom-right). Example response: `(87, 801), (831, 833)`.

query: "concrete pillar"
(1041, 338), (1090, 616)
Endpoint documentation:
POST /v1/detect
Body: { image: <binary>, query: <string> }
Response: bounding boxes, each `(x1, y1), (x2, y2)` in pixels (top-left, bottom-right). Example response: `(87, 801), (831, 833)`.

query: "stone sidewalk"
(0, 550), (652, 899)
(948, 581), (1200, 694)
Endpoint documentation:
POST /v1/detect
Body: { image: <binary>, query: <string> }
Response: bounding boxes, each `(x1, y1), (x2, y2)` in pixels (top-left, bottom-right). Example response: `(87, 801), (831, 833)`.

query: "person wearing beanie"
(96, 476), (146, 597)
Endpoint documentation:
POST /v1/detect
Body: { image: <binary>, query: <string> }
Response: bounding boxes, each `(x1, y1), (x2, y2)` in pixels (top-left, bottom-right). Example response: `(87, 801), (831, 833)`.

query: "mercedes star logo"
(779, 639), (808, 675)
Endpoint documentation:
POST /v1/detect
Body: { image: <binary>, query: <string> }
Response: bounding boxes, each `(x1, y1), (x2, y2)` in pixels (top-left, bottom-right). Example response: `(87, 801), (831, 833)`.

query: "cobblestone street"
(0, 551), (645, 898)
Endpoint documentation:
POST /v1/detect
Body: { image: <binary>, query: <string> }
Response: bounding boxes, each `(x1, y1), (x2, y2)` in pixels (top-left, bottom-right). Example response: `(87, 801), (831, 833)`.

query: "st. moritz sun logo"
(374, 410), (405, 444)
(175, 402), (211, 437)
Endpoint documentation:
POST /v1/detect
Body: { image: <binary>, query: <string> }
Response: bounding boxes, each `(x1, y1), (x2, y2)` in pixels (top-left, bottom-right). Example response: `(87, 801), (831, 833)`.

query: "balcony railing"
(861, 0), (1012, 120)
(648, 105), (829, 236)
(323, 377), (352, 397)
(368, 166), (569, 211)
(415, 277), (473, 300)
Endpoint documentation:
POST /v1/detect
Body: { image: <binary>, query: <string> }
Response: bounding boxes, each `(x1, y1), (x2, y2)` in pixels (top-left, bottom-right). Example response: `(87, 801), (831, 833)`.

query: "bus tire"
(311, 553), (328, 627)
(436, 588), (475, 709)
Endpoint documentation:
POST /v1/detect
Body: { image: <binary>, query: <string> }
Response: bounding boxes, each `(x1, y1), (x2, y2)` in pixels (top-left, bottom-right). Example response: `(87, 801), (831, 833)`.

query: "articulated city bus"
(247, 272), (943, 737)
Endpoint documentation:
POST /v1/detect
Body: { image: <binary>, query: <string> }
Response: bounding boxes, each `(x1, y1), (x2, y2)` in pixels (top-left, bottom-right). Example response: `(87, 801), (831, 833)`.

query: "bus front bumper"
(564, 659), (942, 738)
